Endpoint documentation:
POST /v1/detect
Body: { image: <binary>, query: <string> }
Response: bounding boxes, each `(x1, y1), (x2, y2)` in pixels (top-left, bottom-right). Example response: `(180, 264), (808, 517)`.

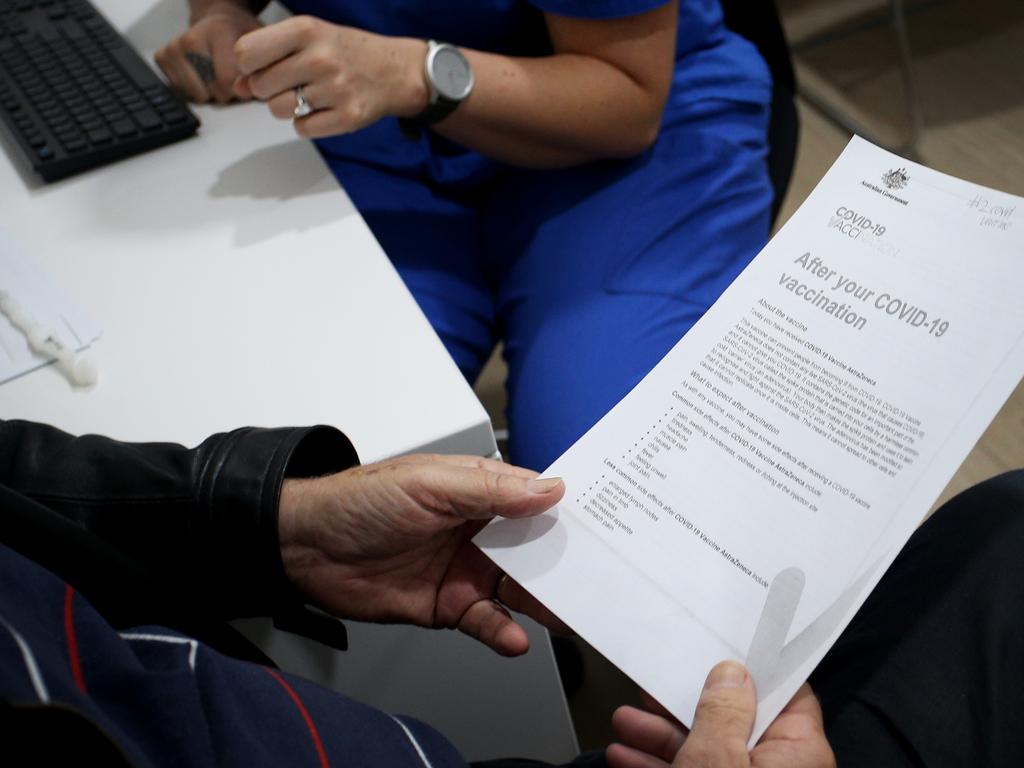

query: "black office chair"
(719, 0), (800, 225)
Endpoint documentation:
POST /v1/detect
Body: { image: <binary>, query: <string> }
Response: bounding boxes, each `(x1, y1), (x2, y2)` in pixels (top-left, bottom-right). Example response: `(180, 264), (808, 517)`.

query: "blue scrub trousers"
(328, 98), (773, 470)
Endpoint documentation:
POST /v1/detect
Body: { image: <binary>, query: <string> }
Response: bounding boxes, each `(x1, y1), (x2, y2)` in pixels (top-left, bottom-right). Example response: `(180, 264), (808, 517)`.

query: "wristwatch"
(400, 40), (474, 138)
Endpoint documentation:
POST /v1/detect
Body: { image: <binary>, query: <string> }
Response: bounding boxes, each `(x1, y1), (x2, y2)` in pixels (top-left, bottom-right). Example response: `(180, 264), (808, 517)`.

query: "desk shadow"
(91, 139), (353, 247)
(212, 140), (355, 246)
(209, 139), (333, 202)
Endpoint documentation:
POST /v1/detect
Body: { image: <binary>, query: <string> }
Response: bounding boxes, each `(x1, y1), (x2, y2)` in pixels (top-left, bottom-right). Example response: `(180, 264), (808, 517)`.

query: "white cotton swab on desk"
(0, 289), (98, 387)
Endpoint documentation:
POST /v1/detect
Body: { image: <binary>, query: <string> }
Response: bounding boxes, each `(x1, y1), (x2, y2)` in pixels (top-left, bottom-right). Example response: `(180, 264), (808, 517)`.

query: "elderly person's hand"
(277, 453), (568, 656)
(608, 662), (836, 768)
(155, 0), (262, 103)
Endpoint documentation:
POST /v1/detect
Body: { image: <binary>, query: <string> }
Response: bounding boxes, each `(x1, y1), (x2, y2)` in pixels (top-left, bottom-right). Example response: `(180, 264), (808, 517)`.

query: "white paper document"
(0, 230), (102, 385)
(475, 137), (1024, 742)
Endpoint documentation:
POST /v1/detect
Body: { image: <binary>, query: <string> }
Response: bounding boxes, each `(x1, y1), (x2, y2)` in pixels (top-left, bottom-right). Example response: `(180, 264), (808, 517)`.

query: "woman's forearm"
(426, 4), (676, 168)
(431, 48), (668, 168)
(232, 2), (677, 169)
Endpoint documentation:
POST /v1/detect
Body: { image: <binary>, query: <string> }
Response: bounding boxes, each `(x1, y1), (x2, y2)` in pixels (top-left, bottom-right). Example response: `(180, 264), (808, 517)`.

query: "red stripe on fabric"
(263, 667), (329, 768)
(63, 584), (87, 693)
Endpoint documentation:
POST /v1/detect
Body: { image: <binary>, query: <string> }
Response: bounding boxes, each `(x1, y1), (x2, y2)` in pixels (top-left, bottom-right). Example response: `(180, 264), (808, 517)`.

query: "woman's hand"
(232, 16), (427, 137)
(155, 1), (263, 103)
(230, 3), (677, 167)
(278, 453), (569, 656)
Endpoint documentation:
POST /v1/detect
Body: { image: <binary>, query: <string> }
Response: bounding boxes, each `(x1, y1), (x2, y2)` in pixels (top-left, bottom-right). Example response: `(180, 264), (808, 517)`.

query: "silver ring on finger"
(493, 571), (511, 604)
(293, 85), (313, 118)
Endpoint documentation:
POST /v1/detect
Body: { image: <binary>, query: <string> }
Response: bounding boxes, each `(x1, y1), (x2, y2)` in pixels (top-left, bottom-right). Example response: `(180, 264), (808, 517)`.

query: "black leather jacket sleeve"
(0, 419), (358, 626)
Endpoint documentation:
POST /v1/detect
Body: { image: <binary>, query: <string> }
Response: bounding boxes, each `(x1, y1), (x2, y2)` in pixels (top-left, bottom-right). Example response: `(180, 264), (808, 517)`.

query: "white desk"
(0, 0), (578, 762)
(0, 10), (497, 464)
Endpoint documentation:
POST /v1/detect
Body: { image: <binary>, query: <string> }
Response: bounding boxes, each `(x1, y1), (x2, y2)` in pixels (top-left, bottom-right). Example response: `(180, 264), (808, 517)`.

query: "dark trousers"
(479, 471), (1024, 767)
(811, 470), (1024, 766)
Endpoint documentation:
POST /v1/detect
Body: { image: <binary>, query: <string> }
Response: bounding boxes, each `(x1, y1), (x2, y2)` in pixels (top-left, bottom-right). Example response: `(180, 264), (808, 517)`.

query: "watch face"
(430, 45), (473, 102)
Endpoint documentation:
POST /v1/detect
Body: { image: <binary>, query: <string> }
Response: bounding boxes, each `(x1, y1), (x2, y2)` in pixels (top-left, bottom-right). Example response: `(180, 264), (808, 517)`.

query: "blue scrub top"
(280, 0), (771, 185)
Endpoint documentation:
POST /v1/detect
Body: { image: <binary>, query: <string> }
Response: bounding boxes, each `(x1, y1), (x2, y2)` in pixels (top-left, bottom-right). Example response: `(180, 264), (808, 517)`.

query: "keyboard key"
(58, 17), (84, 39)
(134, 108), (161, 130)
(109, 117), (134, 137)
(85, 126), (110, 143)
(108, 46), (161, 89)
(162, 109), (189, 125)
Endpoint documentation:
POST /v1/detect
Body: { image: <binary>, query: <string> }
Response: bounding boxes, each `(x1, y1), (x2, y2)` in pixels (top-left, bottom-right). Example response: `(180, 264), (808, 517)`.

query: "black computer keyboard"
(0, 0), (199, 182)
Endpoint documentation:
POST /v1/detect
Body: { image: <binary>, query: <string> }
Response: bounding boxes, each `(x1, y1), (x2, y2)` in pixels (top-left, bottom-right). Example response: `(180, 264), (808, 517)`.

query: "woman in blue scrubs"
(158, 0), (773, 471)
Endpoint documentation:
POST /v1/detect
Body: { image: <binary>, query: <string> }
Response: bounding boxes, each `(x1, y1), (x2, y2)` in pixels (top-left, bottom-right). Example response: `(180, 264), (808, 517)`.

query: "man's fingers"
(406, 462), (564, 522)
(640, 691), (679, 722)
(435, 541), (572, 639)
(382, 453), (540, 481)
(496, 574), (572, 635)
(757, 683), (824, 745)
(606, 742), (673, 768)
(456, 598), (530, 657)
(612, 705), (687, 763)
(777, 683), (824, 725)
(675, 661), (755, 768)
(752, 684), (835, 768)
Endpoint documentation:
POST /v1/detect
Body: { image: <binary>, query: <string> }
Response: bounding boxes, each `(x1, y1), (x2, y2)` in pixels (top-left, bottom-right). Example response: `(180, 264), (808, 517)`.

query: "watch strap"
(417, 96), (461, 125)
(398, 95), (459, 139)
(399, 40), (469, 139)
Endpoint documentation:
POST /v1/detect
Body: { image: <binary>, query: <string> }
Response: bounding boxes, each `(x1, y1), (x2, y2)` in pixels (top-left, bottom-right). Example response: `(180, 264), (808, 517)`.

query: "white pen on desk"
(0, 289), (98, 387)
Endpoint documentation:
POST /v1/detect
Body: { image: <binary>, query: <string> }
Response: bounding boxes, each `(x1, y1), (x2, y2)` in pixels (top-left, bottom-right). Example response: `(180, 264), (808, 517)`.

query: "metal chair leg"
(790, 0), (933, 156)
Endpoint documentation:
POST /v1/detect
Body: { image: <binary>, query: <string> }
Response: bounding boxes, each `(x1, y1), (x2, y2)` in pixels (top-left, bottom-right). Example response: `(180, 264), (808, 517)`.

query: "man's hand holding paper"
(610, 663), (834, 768)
